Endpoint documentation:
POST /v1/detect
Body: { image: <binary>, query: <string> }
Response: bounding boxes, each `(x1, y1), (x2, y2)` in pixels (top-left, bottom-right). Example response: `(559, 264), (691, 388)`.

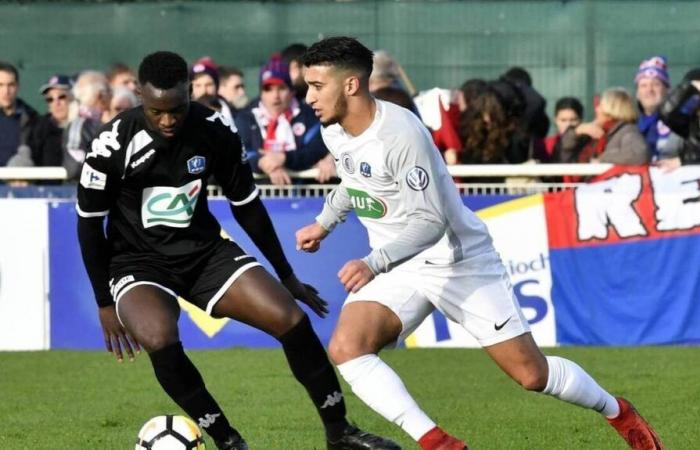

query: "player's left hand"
(282, 274), (330, 318)
(338, 259), (375, 293)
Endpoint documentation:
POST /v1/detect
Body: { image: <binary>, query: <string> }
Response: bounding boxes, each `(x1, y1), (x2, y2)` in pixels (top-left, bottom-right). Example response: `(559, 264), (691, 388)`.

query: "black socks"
(278, 314), (349, 441)
(149, 341), (238, 443)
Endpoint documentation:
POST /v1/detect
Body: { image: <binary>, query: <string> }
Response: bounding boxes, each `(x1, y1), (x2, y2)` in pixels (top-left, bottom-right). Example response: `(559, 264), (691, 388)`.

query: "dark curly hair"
(138, 51), (188, 90)
(301, 36), (373, 80)
(459, 89), (519, 164)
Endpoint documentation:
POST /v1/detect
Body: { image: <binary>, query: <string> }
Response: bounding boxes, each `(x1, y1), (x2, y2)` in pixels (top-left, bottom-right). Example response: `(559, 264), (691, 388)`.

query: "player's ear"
(345, 75), (361, 96)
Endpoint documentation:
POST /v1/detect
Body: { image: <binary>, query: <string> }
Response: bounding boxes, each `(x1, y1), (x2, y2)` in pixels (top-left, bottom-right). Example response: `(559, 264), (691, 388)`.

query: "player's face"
(304, 64), (347, 126)
(141, 81), (190, 139)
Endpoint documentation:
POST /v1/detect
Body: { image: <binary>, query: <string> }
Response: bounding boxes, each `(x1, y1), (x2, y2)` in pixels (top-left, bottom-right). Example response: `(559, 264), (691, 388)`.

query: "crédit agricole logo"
(141, 179), (202, 228)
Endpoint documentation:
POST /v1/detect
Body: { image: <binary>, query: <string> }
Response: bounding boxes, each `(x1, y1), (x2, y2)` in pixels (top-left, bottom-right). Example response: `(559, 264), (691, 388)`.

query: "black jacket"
(658, 73), (700, 164)
(29, 114), (65, 166)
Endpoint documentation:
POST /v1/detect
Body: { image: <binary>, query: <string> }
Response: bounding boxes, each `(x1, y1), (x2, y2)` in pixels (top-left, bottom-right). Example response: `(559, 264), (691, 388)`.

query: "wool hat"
(635, 56), (670, 87)
(259, 53), (292, 89)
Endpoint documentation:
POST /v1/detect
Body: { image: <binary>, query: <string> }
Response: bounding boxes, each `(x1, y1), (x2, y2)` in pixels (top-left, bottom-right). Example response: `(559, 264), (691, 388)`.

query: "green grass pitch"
(0, 347), (697, 449)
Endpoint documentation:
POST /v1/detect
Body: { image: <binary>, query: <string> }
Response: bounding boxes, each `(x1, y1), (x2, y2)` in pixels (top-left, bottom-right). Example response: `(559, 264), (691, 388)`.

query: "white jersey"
(317, 100), (493, 272)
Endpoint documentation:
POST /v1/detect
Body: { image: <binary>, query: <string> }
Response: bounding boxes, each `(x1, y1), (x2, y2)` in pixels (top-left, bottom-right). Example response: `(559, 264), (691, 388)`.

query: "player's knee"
(328, 333), (371, 365)
(139, 330), (179, 353)
(516, 367), (549, 391)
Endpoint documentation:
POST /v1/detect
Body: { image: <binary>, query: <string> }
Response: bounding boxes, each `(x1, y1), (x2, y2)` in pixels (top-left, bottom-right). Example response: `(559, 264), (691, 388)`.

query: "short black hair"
(555, 96), (584, 118)
(502, 66), (532, 87)
(138, 51), (188, 89)
(281, 43), (308, 64)
(301, 36), (373, 79)
(0, 61), (19, 83)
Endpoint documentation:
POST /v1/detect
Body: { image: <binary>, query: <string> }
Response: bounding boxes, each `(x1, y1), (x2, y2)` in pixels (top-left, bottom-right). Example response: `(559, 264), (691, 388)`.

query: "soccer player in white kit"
(295, 37), (665, 450)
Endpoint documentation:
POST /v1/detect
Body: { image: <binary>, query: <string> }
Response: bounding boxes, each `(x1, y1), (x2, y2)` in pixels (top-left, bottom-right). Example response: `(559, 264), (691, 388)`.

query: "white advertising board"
(0, 200), (49, 350)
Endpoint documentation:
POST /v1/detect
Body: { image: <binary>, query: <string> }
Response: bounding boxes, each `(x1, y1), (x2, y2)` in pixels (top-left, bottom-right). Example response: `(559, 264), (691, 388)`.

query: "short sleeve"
(76, 118), (125, 218)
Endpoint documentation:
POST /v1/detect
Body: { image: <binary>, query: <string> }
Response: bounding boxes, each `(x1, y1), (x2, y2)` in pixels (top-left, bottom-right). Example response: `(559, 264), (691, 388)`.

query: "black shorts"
(108, 240), (261, 315)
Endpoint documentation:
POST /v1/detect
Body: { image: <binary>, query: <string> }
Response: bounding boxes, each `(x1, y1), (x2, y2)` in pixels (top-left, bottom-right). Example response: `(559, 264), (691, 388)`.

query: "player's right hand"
(295, 222), (329, 252)
(98, 304), (140, 363)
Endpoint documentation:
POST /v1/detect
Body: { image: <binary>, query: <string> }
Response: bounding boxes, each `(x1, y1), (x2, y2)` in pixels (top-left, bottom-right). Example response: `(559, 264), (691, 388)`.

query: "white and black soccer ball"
(135, 415), (206, 450)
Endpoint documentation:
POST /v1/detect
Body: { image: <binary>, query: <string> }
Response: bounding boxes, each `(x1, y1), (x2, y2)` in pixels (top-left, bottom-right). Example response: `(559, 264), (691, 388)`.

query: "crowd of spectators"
(1, 47), (699, 186)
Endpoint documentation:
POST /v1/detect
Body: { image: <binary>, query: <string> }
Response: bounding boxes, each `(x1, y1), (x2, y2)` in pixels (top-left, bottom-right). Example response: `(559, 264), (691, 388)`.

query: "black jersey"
(76, 102), (258, 260)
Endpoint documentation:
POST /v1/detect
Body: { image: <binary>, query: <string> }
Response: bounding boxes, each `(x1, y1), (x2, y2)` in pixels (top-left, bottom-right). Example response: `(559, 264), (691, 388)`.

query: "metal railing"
(0, 164), (609, 198)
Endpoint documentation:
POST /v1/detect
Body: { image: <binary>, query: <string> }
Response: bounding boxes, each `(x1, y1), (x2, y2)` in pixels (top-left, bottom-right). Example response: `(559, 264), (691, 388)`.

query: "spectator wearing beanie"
(190, 57), (236, 125)
(635, 55), (682, 161)
(234, 53), (328, 185)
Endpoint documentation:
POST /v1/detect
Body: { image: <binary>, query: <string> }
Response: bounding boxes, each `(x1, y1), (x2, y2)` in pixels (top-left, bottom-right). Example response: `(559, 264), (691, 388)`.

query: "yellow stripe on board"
(476, 194), (542, 220)
(405, 334), (418, 348)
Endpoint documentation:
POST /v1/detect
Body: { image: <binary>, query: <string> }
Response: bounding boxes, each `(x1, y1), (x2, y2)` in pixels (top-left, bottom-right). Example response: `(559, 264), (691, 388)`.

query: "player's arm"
(215, 123), (329, 317)
(296, 181), (353, 252)
(364, 135), (446, 274)
(76, 123), (140, 361)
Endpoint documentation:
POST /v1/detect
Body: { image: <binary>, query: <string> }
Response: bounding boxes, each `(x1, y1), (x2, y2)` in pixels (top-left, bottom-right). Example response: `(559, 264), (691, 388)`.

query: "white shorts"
(345, 251), (530, 347)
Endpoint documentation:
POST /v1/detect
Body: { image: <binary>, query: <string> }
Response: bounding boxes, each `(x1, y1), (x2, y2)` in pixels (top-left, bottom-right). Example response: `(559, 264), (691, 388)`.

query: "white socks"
(543, 356), (620, 418)
(337, 354), (436, 441)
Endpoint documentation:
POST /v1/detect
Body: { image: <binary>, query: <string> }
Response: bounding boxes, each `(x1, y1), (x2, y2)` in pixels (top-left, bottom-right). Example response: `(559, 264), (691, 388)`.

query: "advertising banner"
(0, 200), (49, 350)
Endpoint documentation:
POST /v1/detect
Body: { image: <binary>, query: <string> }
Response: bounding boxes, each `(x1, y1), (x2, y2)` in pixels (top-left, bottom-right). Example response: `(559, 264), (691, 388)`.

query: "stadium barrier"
(2, 164), (699, 350)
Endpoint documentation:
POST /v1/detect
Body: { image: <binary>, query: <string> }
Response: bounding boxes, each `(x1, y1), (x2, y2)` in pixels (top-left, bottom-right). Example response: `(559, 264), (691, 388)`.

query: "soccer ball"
(135, 415), (206, 450)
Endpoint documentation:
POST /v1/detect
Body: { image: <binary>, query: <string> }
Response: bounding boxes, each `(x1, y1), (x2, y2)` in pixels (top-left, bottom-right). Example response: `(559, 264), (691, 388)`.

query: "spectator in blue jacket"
(235, 54), (328, 185)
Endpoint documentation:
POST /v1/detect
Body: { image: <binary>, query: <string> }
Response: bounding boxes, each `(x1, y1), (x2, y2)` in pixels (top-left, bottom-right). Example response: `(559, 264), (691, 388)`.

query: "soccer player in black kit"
(76, 51), (400, 450)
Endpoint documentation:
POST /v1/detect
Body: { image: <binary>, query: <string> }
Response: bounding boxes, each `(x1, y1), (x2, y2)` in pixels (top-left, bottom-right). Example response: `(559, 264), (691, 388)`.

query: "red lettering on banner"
(545, 166), (700, 249)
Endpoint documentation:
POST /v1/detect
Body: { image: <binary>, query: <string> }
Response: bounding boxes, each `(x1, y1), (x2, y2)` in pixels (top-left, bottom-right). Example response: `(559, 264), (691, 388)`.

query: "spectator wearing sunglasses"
(28, 74), (74, 167)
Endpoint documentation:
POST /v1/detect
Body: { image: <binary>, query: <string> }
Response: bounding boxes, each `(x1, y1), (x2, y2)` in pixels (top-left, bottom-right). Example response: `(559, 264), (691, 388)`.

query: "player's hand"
(282, 274), (329, 318)
(98, 304), (140, 363)
(296, 222), (329, 252)
(338, 259), (375, 293)
(268, 168), (292, 185)
(259, 152), (286, 174)
(315, 154), (337, 183)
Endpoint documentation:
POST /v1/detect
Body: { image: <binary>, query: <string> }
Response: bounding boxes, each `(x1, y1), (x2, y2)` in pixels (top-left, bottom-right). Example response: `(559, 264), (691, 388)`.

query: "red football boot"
(607, 397), (665, 450)
(418, 427), (468, 450)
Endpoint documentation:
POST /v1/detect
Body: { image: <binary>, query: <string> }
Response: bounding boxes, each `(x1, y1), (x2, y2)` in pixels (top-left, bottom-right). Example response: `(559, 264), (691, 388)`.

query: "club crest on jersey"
(187, 156), (206, 174)
(406, 166), (429, 191)
(141, 179), (202, 229)
(346, 187), (387, 219)
(360, 162), (372, 178)
(341, 152), (355, 174)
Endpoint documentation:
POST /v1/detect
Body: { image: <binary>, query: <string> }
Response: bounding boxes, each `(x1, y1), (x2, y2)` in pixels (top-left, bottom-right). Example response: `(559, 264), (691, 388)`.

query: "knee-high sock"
(149, 342), (237, 441)
(542, 356), (620, 418)
(337, 354), (436, 441)
(278, 314), (348, 441)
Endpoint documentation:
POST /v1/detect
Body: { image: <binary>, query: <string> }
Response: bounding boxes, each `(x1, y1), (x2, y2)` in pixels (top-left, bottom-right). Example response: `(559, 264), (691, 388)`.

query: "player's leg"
(484, 333), (664, 450)
(209, 265), (399, 449)
(116, 284), (246, 449)
(436, 252), (663, 450)
(328, 280), (465, 450)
